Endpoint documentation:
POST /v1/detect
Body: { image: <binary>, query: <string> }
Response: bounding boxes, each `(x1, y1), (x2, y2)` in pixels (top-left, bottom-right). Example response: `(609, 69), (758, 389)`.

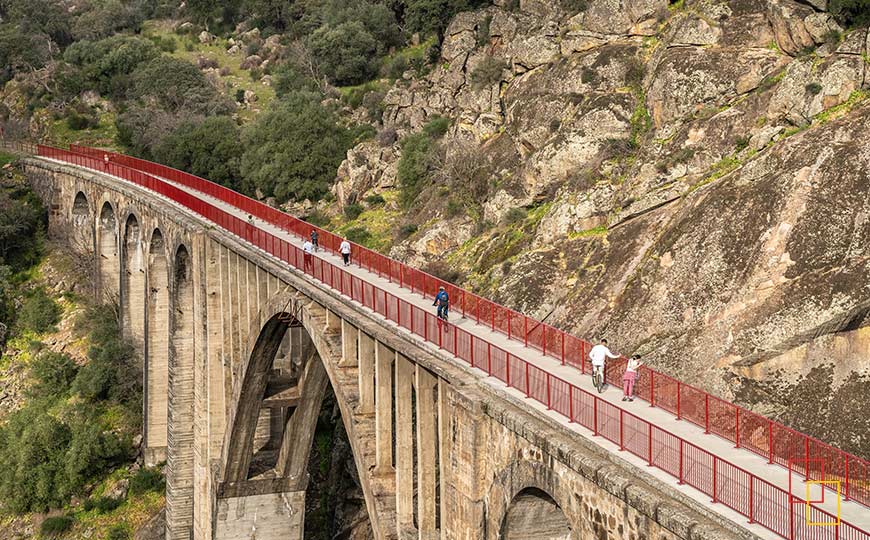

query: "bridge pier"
(375, 342), (396, 477)
(214, 489), (305, 540)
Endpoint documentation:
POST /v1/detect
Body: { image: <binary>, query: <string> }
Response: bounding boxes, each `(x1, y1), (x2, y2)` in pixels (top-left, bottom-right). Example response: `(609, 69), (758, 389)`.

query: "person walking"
(340, 238), (351, 266)
(622, 355), (643, 401)
(303, 239), (314, 271)
(433, 286), (449, 321)
(310, 229), (319, 252)
(588, 338), (620, 388)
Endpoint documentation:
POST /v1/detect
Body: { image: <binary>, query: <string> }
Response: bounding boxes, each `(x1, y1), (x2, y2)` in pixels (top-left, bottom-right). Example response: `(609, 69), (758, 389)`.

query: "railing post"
(506, 353), (510, 387)
(647, 426), (653, 466)
(476, 300), (480, 324)
(543, 326), (547, 356)
(768, 419), (774, 464)
(487, 343), (491, 374)
(561, 336), (565, 366)
(469, 337), (474, 365)
(569, 386), (574, 423)
(748, 478), (754, 524)
(649, 371), (655, 408)
(461, 290), (465, 317)
(424, 314), (428, 342)
(805, 437), (810, 481)
(704, 394), (709, 433)
(524, 363), (530, 397)
(593, 398), (598, 436)
(735, 408), (740, 449)
(507, 311), (511, 339)
(438, 320), (443, 349)
(844, 455), (850, 502)
(453, 323), (457, 353)
(619, 410), (624, 451)
(546, 373), (551, 409)
(678, 443), (684, 484)
(524, 318), (528, 346)
(712, 458), (718, 503)
(676, 381), (682, 420)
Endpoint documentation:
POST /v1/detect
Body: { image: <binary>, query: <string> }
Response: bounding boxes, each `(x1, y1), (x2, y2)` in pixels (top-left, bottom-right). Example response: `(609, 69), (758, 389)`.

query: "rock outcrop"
(333, 0), (870, 455)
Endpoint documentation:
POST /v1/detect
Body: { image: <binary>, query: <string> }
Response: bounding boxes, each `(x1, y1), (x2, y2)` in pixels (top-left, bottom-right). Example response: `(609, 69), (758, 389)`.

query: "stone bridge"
(22, 151), (864, 540)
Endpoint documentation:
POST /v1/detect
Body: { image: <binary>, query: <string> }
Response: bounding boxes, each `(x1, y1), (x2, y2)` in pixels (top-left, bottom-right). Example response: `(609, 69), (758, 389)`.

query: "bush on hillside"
(422, 116), (451, 139)
(129, 467), (165, 495)
(18, 288), (61, 334)
(470, 56), (508, 89)
(308, 21), (380, 86)
(72, 305), (140, 405)
(153, 116), (243, 189)
(129, 56), (233, 115)
(397, 133), (436, 208)
(40, 516), (74, 536)
(240, 92), (357, 202)
(107, 523), (131, 540)
(403, 0), (493, 37)
(829, 0), (870, 26)
(0, 184), (45, 272)
(30, 351), (79, 396)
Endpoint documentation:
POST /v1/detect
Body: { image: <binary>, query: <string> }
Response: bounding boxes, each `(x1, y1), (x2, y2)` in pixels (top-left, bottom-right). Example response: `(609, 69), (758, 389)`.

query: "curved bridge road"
(33, 145), (870, 540)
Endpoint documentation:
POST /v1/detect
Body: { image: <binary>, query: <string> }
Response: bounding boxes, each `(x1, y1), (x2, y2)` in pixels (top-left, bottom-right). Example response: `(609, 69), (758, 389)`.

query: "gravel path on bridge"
(71, 159), (869, 538)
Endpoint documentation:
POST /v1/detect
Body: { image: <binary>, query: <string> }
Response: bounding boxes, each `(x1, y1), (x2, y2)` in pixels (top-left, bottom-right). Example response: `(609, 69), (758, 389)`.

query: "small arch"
(98, 201), (119, 301)
(144, 228), (169, 466)
(501, 487), (572, 540)
(72, 191), (88, 217)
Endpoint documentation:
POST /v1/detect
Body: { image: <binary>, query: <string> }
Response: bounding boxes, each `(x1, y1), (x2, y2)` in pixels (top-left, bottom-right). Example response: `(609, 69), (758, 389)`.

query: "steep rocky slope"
(333, 0), (870, 456)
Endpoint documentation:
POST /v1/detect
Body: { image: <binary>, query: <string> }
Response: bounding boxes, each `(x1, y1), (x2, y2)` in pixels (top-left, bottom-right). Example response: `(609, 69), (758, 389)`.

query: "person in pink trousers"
(622, 355), (643, 401)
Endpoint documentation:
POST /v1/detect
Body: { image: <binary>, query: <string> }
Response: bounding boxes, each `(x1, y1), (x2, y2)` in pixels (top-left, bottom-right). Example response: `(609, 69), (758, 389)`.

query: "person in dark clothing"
(310, 229), (319, 252)
(433, 286), (449, 321)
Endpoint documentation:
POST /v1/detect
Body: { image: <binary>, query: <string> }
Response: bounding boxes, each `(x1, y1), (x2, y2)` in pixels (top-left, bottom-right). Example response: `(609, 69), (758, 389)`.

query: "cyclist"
(589, 338), (619, 390)
(433, 286), (449, 321)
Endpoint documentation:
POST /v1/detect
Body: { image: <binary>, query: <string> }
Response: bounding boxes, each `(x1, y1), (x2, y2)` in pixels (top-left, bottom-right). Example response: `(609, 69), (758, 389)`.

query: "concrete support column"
(416, 366), (438, 538)
(215, 491), (305, 540)
(357, 332), (375, 415)
(340, 318), (358, 368)
(374, 341), (395, 476)
(395, 354), (415, 528)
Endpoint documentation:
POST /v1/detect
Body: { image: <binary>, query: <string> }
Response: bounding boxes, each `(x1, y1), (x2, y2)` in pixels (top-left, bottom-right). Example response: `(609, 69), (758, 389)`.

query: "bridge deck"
(61, 158), (869, 538)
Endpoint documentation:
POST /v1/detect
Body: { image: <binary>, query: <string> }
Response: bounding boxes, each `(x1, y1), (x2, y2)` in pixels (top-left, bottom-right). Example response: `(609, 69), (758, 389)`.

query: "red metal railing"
(68, 143), (870, 511)
(39, 144), (870, 540)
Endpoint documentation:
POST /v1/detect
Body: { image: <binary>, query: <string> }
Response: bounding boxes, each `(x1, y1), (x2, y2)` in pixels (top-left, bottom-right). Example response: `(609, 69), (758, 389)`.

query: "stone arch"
(144, 228), (169, 466)
(72, 191), (89, 222)
(122, 213), (145, 352)
(501, 487), (572, 540)
(166, 244), (196, 540)
(485, 460), (581, 540)
(220, 290), (378, 538)
(97, 201), (119, 301)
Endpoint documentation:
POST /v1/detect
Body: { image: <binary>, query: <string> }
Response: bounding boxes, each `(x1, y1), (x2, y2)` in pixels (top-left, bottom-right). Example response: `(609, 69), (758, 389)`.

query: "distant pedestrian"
(303, 239), (314, 271)
(433, 285), (449, 321)
(103, 154), (109, 171)
(247, 214), (254, 224)
(622, 355), (643, 401)
(310, 229), (319, 252)
(340, 238), (351, 266)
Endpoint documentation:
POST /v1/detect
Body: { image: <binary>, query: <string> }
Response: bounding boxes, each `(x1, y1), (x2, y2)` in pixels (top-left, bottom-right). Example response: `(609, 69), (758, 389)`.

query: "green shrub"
(446, 198), (463, 217)
(345, 226), (372, 245)
(422, 116), (450, 139)
(829, 0), (870, 26)
(470, 56), (508, 88)
(805, 82), (823, 95)
(107, 523), (130, 540)
(399, 224), (418, 238)
(365, 193), (386, 205)
(344, 203), (364, 220)
(84, 495), (123, 513)
(476, 15), (492, 46)
(153, 116), (243, 190)
(18, 288), (61, 334)
(72, 305), (140, 405)
(504, 207), (527, 224)
(561, 0), (589, 13)
(241, 92), (357, 203)
(307, 21), (380, 86)
(66, 110), (98, 131)
(397, 133), (435, 207)
(385, 55), (408, 79)
(735, 136), (750, 152)
(40, 516), (74, 536)
(129, 467), (165, 495)
(30, 351), (78, 396)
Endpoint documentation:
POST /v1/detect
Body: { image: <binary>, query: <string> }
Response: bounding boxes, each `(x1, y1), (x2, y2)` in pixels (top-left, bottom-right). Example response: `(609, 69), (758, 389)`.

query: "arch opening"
(166, 245), (196, 539)
(122, 214), (145, 351)
(98, 202), (118, 301)
(72, 191), (88, 219)
(224, 311), (373, 540)
(500, 487), (572, 540)
(144, 229), (168, 466)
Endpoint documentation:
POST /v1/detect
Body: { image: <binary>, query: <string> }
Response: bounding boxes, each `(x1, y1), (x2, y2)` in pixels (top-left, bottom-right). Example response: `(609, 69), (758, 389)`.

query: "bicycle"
(592, 365), (606, 393)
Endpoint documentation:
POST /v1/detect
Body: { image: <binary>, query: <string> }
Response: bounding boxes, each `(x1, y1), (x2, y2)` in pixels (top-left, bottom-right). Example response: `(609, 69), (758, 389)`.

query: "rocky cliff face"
(333, 0), (870, 457)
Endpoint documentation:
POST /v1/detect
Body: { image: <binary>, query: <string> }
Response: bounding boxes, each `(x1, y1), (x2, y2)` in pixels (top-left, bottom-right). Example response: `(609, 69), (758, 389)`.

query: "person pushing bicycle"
(588, 338), (620, 391)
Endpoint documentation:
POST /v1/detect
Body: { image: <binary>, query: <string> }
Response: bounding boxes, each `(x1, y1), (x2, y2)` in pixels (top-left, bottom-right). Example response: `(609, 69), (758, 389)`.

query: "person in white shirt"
(339, 239), (351, 266)
(303, 240), (314, 271)
(588, 338), (620, 386)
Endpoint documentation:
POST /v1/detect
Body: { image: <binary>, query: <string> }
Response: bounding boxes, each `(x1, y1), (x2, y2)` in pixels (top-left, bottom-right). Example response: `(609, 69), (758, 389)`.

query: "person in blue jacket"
(433, 286), (449, 321)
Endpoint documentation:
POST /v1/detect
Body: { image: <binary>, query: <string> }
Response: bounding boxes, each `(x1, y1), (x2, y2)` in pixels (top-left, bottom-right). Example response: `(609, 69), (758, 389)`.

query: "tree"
(154, 116), (243, 189)
(307, 21), (380, 86)
(241, 92), (355, 202)
(71, 0), (146, 41)
(402, 0), (491, 37)
(130, 56), (233, 115)
(829, 0), (870, 26)
(63, 36), (160, 98)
